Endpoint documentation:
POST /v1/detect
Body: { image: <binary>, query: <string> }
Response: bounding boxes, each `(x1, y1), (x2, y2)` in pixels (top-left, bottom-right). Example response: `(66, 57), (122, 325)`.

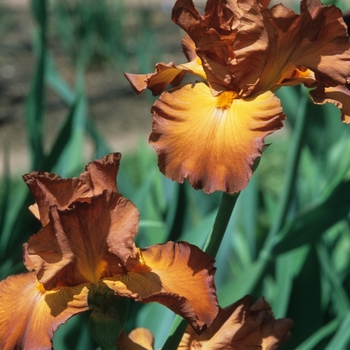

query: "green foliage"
(1, 0), (350, 349)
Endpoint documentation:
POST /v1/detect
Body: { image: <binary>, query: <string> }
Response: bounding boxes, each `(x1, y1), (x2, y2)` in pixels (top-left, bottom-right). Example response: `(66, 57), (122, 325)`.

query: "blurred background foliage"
(1, 0), (350, 349)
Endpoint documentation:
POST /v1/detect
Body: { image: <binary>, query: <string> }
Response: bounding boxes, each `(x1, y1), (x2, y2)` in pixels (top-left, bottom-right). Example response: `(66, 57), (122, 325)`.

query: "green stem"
(162, 192), (240, 350)
(203, 192), (240, 257)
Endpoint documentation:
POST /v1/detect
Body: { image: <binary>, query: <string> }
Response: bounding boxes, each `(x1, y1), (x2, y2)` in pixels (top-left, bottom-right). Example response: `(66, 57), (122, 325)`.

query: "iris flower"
(0, 153), (218, 349)
(116, 296), (293, 350)
(125, 0), (350, 194)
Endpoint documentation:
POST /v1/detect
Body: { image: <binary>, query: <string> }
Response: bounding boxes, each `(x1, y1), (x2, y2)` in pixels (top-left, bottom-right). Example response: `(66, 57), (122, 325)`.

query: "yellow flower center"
(215, 91), (236, 109)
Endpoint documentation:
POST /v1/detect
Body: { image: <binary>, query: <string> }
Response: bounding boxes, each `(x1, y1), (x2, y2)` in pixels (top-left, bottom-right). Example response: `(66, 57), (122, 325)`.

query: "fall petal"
(0, 272), (89, 350)
(23, 153), (121, 226)
(150, 82), (284, 194)
(310, 84), (350, 123)
(117, 328), (154, 350)
(104, 241), (218, 333)
(24, 191), (139, 289)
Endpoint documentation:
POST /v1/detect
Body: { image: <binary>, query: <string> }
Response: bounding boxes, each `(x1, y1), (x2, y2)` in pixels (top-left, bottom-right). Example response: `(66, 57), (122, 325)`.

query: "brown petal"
(0, 272), (89, 350)
(310, 84), (350, 124)
(125, 60), (206, 97)
(24, 191), (139, 289)
(117, 328), (155, 350)
(250, 297), (293, 350)
(23, 153), (121, 226)
(178, 296), (293, 350)
(256, 0), (350, 92)
(103, 241), (218, 333)
(172, 0), (269, 94)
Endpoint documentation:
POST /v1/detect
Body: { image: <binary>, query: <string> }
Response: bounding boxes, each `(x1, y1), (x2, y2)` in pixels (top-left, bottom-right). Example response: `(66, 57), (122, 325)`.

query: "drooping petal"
(178, 296), (293, 350)
(23, 153), (121, 226)
(149, 81), (284, 194)
(310, 84), (350, 124)
(103, 241), (218, 333)
(0, 272), (89, 350)
(125, 59), (206, 97)
(117, 328), (155, 350)
(24, 191), (139, 289)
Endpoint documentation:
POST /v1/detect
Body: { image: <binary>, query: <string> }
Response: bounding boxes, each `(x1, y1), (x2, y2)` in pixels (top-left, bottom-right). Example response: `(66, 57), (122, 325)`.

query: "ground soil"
(0, 2), (183, 177)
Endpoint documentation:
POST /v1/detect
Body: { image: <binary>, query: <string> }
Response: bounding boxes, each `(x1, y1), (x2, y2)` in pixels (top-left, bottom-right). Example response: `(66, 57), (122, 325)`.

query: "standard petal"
(250, 297), (293, 350)
(117, 328), (154, 350)
(24, 191), (139, 289)
(178, 296), (293, 350)
(103, 241), (218, 333)
(125, 60), (206, 96)
(0, 272), (89, 350)
(310, 84), (350, 124)
(23, 153), (121, 226)
(149, 82), (284, 194)
(256, 0), (350, 92)
(172, 0), (269, 94)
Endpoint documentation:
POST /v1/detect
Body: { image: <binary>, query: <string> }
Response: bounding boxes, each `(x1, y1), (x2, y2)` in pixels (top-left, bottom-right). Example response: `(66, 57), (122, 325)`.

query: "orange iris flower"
(0, 153), (218, 349)
(125, 0), (350, 194)
(117, 296), (293, 350)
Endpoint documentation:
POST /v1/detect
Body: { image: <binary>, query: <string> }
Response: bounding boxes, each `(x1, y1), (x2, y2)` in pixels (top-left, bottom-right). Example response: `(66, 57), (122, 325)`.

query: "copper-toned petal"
(125, 60), (206, 97)
(250, 297), (293, 350)
(178, 296), (293, 350)
(149, 82), (284, 194)
(23, 153), (121, 226)
(104, 241), (218, 333)
(256, 0), (350, 92)
(310, 84), (350, 124)
(24, 191), (139, 289)
(0, 272), (89, 350)
(172, 0), (269, 94)
(117, 328), (155, 350)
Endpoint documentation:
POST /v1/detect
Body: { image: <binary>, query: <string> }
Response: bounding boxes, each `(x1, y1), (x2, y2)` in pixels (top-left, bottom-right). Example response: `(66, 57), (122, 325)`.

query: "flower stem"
(203, 192), (240, 257)
(162, 191), (240, 350)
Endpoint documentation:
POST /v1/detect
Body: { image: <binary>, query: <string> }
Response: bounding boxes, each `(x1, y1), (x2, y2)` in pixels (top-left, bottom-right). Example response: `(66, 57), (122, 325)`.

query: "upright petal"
(103, 241), (218, 333)
(178, 296), (293, 350)
(172, 0), (269, 94)
(24, 191), (139, 289)
(0, 272), (89, 350)
(255, 0), (350, 92)
(23, 153), (121, 225)
(150, 82), (284, 194)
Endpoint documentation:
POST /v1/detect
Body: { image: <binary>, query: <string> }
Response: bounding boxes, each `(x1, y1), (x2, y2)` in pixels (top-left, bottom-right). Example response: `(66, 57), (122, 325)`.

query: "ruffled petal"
(310, 84), (350, 124)
(103, 241), (218, 333)
(0, 272), (89, 350)
(172, 0), (350, 96)
(125, 59), (206, 96)
(178, 296), (293, 350)
(24, 191), (139, 289)
(150, 82), (284, 194)
(117, 328), (154, 350)
(23, 153), (121, 226)
(172, 0), (269, 94)
(256, 0), (350, 92)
